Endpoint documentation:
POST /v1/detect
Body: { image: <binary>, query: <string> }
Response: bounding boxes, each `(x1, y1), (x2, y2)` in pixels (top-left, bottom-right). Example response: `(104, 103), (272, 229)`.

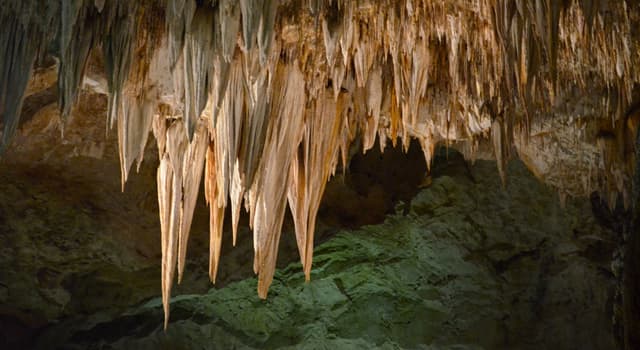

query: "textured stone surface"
(32, 158), (617, 350)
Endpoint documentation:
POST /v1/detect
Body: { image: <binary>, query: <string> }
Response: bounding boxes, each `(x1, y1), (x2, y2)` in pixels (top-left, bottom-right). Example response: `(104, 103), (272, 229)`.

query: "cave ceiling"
(1, 0), (639, 326)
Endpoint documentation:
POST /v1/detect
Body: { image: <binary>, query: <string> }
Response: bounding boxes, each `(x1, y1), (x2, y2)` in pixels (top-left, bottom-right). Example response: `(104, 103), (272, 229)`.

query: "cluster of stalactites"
(1, 0), (639, 327)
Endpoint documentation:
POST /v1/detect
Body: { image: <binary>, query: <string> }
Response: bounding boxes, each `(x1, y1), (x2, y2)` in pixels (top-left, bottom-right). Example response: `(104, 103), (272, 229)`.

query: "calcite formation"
(1, 0), (639, 327)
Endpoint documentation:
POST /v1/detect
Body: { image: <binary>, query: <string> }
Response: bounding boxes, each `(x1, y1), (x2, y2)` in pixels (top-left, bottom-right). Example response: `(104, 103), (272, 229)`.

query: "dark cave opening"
(319, 138), (428, 230)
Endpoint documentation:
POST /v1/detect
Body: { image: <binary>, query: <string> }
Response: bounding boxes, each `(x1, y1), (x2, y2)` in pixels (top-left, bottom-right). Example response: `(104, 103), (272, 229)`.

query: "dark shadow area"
(319, 139), (427, 229)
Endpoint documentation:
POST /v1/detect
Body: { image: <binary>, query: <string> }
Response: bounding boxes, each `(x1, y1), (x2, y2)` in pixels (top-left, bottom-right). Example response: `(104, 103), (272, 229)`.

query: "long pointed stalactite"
(1, 0), (640, 328)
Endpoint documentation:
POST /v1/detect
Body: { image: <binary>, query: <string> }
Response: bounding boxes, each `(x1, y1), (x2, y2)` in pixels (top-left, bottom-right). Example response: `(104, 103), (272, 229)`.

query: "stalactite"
(235, 65), (270, 242)
(107, 1), (166, 188)
(253, 62), (306, 298)
(205, 139), (226, 284)
(288, 89), (343, 280)
(58, 0), (100, 119)
(181, 7), (215, 140)
(2, 0), (640, 327)
(103, 1), (137, 129)
(117, 94), (155, 189)
(239, 0), (261, 51)
(492, 118), (507, 185)
(165, 0), (195, 69)
(0, 1), (58, 150)
(257, 0), (278, 65)
(157, 120), (186, 329)
(362, 67), (382, 153)
(177, 120), (208, 281)
(0, 16), (39, 150)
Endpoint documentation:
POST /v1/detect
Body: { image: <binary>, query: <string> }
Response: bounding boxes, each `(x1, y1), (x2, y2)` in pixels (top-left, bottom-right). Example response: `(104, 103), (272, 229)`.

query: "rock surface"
(32, 158), (617, 350)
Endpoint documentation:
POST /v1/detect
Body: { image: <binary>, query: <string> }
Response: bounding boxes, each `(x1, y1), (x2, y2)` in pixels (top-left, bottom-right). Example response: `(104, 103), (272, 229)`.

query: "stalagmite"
(1, 0), (639, 327)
